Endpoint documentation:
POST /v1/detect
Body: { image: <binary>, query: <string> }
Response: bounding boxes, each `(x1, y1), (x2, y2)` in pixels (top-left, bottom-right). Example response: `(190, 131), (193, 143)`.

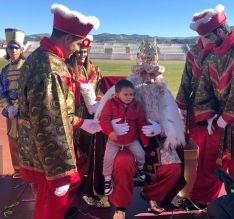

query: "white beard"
(95, 73), (185, 149)
(128, 74), (166, 123)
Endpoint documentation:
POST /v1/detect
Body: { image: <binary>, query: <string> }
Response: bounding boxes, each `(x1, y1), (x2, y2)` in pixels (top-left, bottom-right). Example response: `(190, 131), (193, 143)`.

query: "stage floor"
(0, 175), (209, 219)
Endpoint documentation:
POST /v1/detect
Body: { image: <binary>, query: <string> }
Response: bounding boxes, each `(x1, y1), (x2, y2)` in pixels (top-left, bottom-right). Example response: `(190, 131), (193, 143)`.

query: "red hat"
(80, 35), (93, 49)
(190, 4), (226, 36)
(51, 4), (100, 38)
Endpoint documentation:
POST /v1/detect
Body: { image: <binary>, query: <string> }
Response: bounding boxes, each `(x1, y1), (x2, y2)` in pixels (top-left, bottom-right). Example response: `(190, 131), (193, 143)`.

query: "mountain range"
(23, 33), (197, 45)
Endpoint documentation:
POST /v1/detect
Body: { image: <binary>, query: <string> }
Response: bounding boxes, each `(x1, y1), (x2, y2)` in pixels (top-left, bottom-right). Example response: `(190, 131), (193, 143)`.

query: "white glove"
(80, 83), (97, 114)
(217, 116), (228, 129)
(54, 184), (70, 197)
(207, 114), (217, 135)
(111, 118), (129, 135)
(7, 105), (18, 120)
(80, 119), (101, 134)
(142, 119), (161, 137)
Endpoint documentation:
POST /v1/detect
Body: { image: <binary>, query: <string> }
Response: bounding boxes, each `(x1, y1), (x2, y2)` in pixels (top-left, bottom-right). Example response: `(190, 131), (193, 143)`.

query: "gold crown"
(137, 39), (159, 65)
(133, 39), (165, 75)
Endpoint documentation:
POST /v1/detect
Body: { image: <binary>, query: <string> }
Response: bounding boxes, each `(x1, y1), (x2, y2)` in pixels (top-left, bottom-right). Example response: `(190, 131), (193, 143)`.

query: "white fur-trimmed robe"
(95, 73), (185, 150)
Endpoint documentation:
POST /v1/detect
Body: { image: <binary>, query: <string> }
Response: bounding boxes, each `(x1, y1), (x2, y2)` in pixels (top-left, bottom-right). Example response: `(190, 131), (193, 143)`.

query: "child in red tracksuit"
(100, 79), (149, 195)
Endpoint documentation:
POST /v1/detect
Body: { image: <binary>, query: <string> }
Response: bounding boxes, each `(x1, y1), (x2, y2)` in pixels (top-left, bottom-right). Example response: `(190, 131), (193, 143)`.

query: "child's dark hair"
(115, 79), (134, 93)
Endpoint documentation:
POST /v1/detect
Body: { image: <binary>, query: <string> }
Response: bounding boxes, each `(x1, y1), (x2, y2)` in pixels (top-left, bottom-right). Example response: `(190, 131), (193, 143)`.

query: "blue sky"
(1, 0), (234, 39)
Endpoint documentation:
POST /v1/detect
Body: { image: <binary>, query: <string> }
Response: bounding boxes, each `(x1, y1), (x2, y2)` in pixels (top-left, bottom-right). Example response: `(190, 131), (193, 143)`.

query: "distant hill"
(24, 33), (50, 42)
(21, 33), (198, 45)
(94, 33), (197, 44)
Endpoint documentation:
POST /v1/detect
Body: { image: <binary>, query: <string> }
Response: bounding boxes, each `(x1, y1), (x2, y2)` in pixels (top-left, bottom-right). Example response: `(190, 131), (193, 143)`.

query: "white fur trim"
(95, 73), (185, 149)
(51, 4), (100, 29)
(130, 73), (185, 149)
(132, 64), (165, 75)
(86, 35), (94, 41)
(158, 90), (185, 149)
(216, 4), (225, 13)
(95, 86), (115, 119)
(80, 83), (97, 114)
(190, 4), (224, 31)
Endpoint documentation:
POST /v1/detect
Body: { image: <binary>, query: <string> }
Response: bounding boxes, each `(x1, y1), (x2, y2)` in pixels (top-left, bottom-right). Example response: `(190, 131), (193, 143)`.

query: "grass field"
(0, 59), (185, 96)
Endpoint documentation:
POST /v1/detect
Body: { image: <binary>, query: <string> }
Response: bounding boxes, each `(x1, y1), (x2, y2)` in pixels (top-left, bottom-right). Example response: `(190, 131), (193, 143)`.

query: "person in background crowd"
(0, 28), (25, 178)
(193, 4), (234, 208)
(18, 4), (100, 219)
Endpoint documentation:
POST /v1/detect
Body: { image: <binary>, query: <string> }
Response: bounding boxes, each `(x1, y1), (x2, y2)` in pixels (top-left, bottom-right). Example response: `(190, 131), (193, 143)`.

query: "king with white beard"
(95, 40), (186, 214)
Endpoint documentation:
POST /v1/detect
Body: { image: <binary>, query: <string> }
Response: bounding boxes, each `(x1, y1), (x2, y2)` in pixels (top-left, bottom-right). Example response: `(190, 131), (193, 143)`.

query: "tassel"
(226, 125), (232, 160)
(216, 127), (226, 166)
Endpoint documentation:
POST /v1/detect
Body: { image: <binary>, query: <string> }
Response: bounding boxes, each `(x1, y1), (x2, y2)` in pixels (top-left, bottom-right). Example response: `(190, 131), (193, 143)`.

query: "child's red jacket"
(100, 97), (149, 146)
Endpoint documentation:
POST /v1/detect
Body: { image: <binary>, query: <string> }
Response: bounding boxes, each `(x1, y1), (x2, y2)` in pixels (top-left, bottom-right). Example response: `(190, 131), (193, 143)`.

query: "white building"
(0, 41), (188, 60)
(90, 42), (187, 60)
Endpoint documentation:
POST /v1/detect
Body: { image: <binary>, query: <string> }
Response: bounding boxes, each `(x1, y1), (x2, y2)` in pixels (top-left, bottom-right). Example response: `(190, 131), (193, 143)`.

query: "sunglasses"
(77, 50), (88, 55)
(8, 45), (20, 50)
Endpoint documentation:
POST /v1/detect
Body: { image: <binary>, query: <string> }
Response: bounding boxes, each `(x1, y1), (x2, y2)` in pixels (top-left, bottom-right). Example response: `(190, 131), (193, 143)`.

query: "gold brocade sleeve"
(28, 72), (77, 178)
(222, 77), (234, 124)
(194, 64), (216, 121)
(176, 54), (193, 109)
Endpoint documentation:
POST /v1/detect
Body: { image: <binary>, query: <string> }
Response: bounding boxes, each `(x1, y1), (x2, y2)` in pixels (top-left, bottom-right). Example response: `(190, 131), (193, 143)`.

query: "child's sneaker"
(104, 179), (113, 195)
(137, 168), (145, 181)
(113, 210), (125, 219)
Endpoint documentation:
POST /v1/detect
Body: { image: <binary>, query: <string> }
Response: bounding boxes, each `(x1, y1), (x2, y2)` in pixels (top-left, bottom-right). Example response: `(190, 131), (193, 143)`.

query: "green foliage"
(94, 60), (185, 96)
(94, 60), (135, 76)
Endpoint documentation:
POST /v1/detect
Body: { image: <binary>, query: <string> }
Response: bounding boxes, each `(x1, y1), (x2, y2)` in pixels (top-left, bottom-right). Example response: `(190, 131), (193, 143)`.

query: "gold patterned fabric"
(0, 59), (24, 109)
(176, 42), (212, 110)
(194, 33), (234, 125)
(176, 45), (200, 109)
(0, 59), (24, 172)
(194, 31), (234, 163)
(18, 47), (78, 180)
